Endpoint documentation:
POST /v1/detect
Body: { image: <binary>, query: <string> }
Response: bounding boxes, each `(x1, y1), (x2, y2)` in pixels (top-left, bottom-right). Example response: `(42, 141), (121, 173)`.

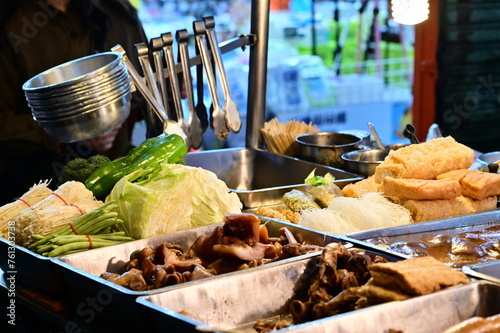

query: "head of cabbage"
(107, 162), (242, 239)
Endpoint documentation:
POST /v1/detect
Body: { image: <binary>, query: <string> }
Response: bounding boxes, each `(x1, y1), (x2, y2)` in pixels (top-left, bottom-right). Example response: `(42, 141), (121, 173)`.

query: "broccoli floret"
(56, 155), (111, 187)
(87, 155), (112, 169)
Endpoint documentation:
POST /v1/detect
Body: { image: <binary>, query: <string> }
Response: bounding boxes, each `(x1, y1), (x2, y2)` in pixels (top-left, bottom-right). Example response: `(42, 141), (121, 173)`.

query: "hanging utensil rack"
(114, 0), (270, 150)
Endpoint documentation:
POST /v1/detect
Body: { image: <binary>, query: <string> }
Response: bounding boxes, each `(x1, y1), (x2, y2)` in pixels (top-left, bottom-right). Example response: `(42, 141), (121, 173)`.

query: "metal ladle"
(367, 122), (385, 149)
(111, 44), (187, 140)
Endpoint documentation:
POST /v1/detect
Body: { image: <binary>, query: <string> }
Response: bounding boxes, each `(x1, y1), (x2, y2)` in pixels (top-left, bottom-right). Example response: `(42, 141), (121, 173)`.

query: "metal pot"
(478, 151), (500, 165)
(341, 149), (391, 177)
(338, 129), (371, 146)
(296, 132), (362, 168)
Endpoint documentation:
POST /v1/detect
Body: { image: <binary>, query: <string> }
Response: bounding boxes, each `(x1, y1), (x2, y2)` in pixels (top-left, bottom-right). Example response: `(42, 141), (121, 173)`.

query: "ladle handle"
(367, 122), (384, 149)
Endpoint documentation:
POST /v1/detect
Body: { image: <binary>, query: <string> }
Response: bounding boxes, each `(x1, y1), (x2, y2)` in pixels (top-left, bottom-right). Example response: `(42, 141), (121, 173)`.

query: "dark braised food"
(254, 243), (469, 332)
(100, 213), (323, 291)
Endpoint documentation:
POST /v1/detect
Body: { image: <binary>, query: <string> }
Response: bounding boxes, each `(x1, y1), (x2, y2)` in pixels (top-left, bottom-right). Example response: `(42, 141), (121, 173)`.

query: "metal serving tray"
(0, 236), (65, 297)
(274, 281), (499, 333)
(463, 261), (500, 284)
(136, 248), (404, 333)
(54, 218), (345, 330)
(184, 148), (363, 208)
(340, 209), (500, 264)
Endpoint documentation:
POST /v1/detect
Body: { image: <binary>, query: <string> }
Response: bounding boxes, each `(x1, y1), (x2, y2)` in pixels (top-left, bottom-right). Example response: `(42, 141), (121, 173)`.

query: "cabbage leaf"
(107, 162), (242, 239)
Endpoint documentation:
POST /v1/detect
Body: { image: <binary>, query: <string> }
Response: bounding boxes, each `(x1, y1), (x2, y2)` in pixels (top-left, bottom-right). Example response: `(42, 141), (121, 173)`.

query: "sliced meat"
(282, 243), (323, 257)
(188, 226), (224, 265)
(190, 264), (216, 281)
(223, 213), (261, 243)
(213, 242), (276, 261)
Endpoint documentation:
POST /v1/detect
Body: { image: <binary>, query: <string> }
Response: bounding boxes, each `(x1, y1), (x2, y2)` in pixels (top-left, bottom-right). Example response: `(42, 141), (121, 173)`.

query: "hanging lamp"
(391, 0), (429, 25)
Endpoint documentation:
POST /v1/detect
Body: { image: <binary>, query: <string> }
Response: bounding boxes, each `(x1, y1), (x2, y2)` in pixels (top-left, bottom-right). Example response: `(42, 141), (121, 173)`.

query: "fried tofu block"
(403, 196), (473, 222)
(355, 284), (410, 304)
(402, 195), (497, 223)
(441, 315), (500, 333)
(382, 176), (462, 200)
(374, 137), (474, 182)
(341, 176), (381, 198)
(462, 195), (498, 212)
(368, 256), (469, 296)
(437, 169), (500, 200)
(436, 169), (471, 183)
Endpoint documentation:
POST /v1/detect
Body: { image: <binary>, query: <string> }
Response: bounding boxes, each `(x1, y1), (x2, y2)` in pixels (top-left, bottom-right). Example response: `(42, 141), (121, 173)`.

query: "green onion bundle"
(29, 201), (134, 257)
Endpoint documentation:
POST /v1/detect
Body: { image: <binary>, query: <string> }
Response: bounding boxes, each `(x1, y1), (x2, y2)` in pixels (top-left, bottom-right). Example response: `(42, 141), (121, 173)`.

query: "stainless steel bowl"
(29, 81), (131, 119)
(478, 151), (500, 165)
(339, 130), (371, 146)
(363, 142), (410, 150)
(296, 132), (362, 168)
(24, 61), (126, 99)
(341, 149), (391, 177)
(22, 52), (123, 93)
(26, 66), (129, 108)
(34, 93), (131, 143)
(23, 52), (133, 142)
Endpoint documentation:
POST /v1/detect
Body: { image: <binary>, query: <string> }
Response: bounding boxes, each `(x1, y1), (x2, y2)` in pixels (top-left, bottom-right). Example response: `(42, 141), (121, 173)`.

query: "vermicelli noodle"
(299, 192), (412, 234)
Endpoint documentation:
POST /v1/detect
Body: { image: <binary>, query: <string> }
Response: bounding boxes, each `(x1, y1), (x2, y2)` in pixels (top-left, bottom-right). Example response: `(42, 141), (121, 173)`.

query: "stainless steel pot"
(296, 132), (362, 168)
(341, 148), (391, 177)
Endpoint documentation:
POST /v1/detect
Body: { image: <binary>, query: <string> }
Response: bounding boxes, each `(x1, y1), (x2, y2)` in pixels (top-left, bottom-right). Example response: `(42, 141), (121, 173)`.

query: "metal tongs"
(111, 44), (187, 140)
(176, 29), (203, 149)
(193, 19), (229, 140)
(403, 124), (419, 144)
(203, 16), (241, 133)
(150, 37), (171, 117)
(161, 32), (191, 147)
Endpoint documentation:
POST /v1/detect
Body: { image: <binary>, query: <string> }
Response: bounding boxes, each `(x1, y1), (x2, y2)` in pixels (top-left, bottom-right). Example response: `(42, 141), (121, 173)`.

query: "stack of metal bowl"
(23, 52), (132, 143)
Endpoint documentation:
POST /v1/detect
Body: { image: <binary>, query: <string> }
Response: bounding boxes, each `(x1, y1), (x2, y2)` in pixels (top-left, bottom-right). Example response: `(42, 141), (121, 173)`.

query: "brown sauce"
(365, 225), (500, 267)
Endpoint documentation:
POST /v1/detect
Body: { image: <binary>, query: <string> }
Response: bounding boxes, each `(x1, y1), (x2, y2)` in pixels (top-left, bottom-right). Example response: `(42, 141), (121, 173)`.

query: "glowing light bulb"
(391, 0), (429, 25)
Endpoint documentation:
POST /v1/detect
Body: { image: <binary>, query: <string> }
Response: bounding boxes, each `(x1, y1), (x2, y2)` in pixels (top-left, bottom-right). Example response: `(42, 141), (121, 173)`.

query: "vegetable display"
(107, 162), (243, 240)
(56, 155), (111, 187)
(0, 181), (53, 238)
(14, 181), (103, 247)
(85, 133), (188, 200)
(29, 201), (133, 257)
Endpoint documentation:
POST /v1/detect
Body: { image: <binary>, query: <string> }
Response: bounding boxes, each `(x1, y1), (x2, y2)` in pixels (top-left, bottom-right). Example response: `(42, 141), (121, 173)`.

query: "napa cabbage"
(107, 162), (242, 239)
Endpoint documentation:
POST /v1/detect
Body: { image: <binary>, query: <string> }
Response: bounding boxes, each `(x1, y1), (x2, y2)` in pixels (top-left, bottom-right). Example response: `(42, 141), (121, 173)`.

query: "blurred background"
(131, 0), (415, 149)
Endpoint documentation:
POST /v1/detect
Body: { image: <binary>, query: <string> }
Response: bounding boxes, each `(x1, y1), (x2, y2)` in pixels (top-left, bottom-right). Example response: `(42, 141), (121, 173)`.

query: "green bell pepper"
(85, 133), (188, 199)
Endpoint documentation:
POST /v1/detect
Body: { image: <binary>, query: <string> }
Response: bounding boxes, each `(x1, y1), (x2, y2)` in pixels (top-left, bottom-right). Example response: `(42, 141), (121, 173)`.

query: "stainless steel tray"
(184, 148), (363, 208)
(0, 236), (65, 297)
(463, 261), (500, 284)
(53, 218), (345, 330)
(340, 209), (500, 265)
(276, 281), (499, 333)
(136, 248), (404, 332)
